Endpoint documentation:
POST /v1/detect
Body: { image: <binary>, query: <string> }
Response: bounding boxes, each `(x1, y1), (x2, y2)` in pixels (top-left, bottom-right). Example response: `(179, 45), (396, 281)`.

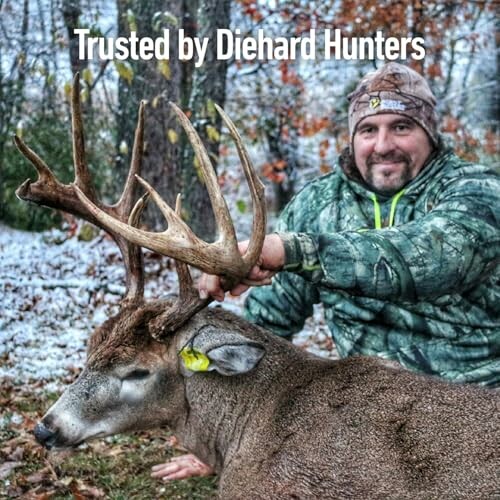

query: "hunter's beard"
(363, 151), (414, 196)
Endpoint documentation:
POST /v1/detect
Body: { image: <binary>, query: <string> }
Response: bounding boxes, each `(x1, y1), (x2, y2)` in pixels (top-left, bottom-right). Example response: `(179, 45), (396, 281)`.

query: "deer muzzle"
(34, 421), (60, 450)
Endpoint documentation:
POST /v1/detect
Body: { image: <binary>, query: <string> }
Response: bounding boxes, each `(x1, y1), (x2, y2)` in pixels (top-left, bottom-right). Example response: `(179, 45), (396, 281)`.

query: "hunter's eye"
(122, 369), (150, 381)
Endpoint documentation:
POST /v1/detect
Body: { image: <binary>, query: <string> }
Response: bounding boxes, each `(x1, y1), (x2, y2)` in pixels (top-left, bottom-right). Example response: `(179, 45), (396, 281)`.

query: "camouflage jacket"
(245, 149), (500, 387)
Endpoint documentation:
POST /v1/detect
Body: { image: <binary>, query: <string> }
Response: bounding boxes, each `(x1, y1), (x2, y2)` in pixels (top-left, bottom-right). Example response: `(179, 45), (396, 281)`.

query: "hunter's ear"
(180, 329), (265, 376)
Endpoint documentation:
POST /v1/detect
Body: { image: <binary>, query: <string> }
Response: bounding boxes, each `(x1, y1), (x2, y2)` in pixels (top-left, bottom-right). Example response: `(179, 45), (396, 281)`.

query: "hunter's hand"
(198, 233), (285, 302)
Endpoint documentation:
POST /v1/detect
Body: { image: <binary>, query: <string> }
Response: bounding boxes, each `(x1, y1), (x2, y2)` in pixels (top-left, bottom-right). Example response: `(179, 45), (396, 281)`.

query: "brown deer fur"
(39, 304), (499, 499)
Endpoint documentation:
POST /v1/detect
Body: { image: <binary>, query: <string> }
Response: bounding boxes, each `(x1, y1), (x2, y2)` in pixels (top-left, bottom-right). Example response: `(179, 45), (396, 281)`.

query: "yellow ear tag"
(180, 347), (211, 372)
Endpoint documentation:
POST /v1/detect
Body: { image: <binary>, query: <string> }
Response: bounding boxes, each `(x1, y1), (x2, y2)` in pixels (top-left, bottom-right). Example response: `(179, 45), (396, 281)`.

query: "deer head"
(15, 74), (267, 449)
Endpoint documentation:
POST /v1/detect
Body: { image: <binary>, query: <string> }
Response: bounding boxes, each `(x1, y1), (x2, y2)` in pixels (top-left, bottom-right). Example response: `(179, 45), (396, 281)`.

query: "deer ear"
(180, 329), (265, 376)
(206, 340), (265, 376)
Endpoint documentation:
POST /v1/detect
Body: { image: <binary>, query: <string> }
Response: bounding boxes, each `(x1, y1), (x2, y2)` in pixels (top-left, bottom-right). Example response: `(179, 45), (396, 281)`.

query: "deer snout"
(34, 421), (59, 449)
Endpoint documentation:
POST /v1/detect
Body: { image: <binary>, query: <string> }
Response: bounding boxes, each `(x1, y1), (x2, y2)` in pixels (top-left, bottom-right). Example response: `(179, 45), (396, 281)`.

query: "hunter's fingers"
(151, 462), (178, 479)
(229, 283), (250, 297)
(199, 273), (225, 302)
(151, 454), (214, 481)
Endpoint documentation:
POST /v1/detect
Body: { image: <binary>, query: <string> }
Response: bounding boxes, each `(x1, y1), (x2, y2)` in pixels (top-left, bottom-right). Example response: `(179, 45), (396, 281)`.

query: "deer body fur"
(172, 310), (499, 499)
(40, 306), (499, 499)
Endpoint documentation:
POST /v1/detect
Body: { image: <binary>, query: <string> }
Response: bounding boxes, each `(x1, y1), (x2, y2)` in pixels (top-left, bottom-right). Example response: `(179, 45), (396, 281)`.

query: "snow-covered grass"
(0, 222), (336, 392)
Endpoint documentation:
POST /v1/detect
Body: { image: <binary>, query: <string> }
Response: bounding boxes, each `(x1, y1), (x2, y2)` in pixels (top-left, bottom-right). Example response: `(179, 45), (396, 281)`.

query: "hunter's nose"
(373, 128), (395, 155)
(34, 422), (57, 449)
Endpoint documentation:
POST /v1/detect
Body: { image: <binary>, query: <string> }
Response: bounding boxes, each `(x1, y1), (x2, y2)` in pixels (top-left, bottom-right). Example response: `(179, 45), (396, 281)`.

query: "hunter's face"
(353, 114), (433, 196)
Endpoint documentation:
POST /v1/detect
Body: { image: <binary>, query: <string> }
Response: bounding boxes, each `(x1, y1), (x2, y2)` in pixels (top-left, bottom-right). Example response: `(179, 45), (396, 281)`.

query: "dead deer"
(15, 75), (499, 500)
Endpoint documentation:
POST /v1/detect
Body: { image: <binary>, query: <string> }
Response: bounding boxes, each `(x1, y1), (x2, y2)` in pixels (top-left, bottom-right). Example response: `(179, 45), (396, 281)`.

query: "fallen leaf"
(59, 476), (76, 487)
(81, 485), (106, 498)
(106, 447), (126, 457)
(70, 484), (86, 500)
(25, 466), (52, 484)
(8, 446), (24, 461)
(0, 461), (23, 480)
(73, 481), (106, 498)
(20, 489), (55, 500)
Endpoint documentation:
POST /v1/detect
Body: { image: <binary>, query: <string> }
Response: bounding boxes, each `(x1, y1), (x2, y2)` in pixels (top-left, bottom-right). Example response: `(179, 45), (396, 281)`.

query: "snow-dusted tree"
(0, 0), (30, 213)
(0, 0), (118, 229)
(181, 0), (232, 240)
(115, 0), (186, 229)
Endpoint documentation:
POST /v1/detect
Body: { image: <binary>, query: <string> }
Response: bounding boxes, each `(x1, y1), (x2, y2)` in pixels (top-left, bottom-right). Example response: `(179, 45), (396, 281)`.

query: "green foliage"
(0, 114), (71, 230)
(0, 108), (112, 231)
(236, 199), (247, 214)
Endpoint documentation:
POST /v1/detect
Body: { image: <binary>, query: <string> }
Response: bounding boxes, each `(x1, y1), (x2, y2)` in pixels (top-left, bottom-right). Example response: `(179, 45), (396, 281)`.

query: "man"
(152, 62), (500, 481)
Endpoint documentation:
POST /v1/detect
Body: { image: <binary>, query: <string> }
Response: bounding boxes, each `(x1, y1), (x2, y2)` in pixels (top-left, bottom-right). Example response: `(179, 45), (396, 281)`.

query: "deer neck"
(171, 334), (309, 472)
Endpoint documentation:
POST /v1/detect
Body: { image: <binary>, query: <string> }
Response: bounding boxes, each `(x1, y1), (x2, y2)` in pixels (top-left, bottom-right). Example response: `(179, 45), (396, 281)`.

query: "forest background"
(0, 0), (498, 240)
(0, 1), (498, 498)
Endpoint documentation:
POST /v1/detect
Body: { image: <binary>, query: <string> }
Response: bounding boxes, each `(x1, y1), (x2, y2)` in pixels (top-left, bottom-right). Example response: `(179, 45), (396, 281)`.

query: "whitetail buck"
(15, 75), (499, 499)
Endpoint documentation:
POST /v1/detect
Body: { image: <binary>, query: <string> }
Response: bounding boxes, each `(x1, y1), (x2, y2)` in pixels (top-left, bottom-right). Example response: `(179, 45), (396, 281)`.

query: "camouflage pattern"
(348, 63), (439, 146)
(245, 149), (500, 387)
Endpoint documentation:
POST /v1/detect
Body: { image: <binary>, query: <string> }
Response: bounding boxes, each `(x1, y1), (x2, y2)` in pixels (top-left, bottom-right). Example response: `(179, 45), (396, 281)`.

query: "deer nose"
(34, 422), (58, 449)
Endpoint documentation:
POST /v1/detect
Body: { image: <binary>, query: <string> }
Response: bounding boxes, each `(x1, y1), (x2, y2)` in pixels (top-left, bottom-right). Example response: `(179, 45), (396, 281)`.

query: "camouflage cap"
(348, 63), (439, 146)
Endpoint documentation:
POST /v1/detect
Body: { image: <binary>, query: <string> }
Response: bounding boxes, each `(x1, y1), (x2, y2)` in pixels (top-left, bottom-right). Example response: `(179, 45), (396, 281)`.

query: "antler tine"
(173, 194), (195, 295)
(213, 103), (267, 268)
(149, 194), (211, 339)
(128, 192), (150, 226)
(168, 102), (238, 246)
(134, 175), (194, 231)
(116, 100), (146, 217)
(71, 73), (97, 200)
(13, 136), (60, 199)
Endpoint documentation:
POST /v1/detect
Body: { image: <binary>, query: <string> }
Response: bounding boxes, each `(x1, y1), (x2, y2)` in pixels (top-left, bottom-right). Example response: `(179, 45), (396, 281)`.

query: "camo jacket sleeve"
(244, 214), (320, 338)
(281, 165), (499, 301)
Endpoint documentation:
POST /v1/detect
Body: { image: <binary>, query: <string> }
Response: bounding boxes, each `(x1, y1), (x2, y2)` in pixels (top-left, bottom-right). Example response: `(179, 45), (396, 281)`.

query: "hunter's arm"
(281, 166), (499, 301)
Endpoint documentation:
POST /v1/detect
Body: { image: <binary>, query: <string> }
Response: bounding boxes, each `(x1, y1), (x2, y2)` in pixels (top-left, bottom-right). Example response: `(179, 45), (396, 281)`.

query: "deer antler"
(147, 195), (211, 338)
(15, 77), (267, 338)
(71, 102), (267, 338)
(73, 103), (267, 281)
(14, 73), (146, 305)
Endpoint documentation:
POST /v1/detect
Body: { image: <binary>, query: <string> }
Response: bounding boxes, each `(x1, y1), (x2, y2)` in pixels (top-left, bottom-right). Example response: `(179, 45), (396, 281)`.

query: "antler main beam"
(14, 73), (146, 304)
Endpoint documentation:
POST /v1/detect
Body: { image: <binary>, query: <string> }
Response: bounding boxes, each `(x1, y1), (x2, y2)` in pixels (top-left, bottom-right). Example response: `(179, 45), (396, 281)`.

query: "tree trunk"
(115, 0), (188, 229)
(0, 0), (29, 221)
(61, 0), (88, 75)
(181, 0), (231, 241)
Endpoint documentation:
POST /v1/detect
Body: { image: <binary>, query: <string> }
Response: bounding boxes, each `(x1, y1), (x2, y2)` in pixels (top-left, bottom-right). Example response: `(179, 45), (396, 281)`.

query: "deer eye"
(122, 369), (151, 381)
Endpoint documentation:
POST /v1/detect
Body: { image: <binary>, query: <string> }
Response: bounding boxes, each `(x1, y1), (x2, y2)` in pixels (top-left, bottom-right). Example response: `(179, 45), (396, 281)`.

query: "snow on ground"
(0, 222), (336, 392)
